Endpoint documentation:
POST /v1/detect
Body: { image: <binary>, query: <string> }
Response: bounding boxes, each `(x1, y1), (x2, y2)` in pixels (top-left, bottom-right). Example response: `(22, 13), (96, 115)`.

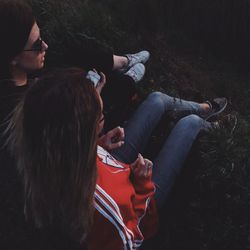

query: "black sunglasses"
(23, 38), (45, 52)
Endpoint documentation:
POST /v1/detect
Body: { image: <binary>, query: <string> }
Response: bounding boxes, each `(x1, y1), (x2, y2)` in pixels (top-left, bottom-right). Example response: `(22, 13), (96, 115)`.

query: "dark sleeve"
(30, 227), (85, 250)
(0, 82), (29, 141)
(56, 32), (114, 74)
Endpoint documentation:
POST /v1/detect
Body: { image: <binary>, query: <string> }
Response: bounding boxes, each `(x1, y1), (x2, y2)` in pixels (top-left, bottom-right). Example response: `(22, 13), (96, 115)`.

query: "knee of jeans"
(147, 91), (165, 110)
(179, 114), (204, 129)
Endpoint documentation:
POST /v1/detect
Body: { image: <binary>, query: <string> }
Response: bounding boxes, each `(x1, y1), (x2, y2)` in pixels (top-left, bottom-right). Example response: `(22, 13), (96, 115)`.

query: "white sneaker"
(124, 63), (145, 83)
(118, 50), (150, 73)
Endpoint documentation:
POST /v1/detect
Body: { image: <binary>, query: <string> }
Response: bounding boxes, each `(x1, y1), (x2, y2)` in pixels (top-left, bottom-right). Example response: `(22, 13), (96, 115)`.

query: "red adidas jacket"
(87, 146), (158, 250)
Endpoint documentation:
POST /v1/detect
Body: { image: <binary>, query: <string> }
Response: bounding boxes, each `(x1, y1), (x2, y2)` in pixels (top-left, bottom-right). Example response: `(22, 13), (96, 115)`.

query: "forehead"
(27, 22), (40, 44)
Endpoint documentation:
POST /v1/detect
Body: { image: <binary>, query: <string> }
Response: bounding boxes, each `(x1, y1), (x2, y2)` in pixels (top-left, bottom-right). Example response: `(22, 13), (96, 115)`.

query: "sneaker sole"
(205, 99), (228, 121)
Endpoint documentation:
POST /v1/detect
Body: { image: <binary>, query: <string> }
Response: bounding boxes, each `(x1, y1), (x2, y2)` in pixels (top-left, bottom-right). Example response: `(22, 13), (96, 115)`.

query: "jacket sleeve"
(131, 172), (156, 218)
(131, 173), (159, 239)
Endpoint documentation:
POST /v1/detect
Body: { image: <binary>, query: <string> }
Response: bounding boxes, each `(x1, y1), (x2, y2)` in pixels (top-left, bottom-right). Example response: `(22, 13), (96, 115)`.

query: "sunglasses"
(23, 38), (45, 52)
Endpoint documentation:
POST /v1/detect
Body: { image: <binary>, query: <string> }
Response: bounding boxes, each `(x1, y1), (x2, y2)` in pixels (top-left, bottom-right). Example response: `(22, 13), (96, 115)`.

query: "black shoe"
(202, 97), (228, 120)
(211, 113), (238, 134)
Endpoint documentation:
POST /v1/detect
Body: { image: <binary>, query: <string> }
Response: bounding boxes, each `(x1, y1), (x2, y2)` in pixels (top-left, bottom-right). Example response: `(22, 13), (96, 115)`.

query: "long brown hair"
(0, 0), (35, 80)
(9, 68), (101, 240)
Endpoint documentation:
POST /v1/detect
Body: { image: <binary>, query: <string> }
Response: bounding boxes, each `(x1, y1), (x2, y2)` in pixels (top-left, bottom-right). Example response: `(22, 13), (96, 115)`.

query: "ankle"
(115, 51), (150, 73)
(200, 103), (211, 113)
(121, 56), (128, 69)
(113, 55), (128, 70)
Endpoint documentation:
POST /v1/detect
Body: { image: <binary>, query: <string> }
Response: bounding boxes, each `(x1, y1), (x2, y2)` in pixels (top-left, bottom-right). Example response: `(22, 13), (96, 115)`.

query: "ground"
(1, 0), (250, 249)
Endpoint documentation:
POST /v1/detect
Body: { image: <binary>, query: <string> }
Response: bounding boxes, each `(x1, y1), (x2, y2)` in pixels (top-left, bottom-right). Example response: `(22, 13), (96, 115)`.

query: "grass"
(25, 0), (250, 249)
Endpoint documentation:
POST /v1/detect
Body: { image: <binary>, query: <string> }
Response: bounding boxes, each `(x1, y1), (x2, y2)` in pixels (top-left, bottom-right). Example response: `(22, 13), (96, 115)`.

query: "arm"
(130, 155), (155, 218)
(63, 32), (114, 74)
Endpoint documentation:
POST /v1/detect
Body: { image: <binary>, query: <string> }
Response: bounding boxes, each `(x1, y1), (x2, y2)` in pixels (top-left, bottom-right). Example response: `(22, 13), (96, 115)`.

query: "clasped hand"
(98, 126), (125, 150)
(98, 128), (153, 179)
(130, 154), (153, 179)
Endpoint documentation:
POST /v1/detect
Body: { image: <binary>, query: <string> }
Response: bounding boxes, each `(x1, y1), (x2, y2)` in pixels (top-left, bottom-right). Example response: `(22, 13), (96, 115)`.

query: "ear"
(11, 54), (22, 67)
(11, 60), (17, 66)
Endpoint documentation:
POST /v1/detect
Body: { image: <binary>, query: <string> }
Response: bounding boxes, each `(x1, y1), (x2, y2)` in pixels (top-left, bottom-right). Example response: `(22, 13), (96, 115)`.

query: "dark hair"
(0, 0), (35, 80)
(9, 68), (101, 240)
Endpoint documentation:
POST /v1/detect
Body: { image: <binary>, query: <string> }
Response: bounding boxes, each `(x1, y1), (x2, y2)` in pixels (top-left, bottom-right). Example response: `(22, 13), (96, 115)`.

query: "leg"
(112, 55), (128, 70)
(63, 33), (114, 74)
(113, 51), (150, 72)
(101, 74), (137, 131)
(112, 92), (205, 164)
(152, 114), (211, 207)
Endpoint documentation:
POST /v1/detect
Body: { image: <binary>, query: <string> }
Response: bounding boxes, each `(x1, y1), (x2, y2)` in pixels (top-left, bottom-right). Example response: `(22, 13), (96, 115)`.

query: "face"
(97, 93), (105, 135)
(12, 22), (48, 72)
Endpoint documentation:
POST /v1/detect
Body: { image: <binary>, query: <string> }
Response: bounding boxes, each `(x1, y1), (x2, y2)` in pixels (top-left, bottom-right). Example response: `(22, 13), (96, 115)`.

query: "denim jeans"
(112, 92), (211, 207)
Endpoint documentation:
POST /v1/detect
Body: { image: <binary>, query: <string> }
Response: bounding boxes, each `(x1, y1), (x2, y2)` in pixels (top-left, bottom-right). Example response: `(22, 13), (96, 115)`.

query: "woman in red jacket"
(9, 68), (232, 249)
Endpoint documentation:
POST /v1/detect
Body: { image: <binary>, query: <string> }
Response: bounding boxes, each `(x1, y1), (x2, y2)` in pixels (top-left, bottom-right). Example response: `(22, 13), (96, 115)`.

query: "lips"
(41, 53), (46, 61)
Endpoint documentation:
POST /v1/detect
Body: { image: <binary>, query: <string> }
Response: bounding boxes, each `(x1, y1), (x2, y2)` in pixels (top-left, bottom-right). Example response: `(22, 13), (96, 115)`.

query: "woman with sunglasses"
(0, 1), (48, 137)
(0, 0), (150, 136)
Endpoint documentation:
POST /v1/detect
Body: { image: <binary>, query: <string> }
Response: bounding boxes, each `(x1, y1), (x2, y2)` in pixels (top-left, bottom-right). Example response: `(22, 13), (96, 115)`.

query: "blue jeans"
(112, 92), (211, 207)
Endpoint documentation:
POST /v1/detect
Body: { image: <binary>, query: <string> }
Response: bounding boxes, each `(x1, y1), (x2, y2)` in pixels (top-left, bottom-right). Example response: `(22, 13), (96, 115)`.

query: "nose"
(42, 40), (48, 51)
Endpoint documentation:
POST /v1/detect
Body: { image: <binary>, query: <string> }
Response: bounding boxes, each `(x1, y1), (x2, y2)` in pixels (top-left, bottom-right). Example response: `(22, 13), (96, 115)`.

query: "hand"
(94, 70), (106, 94)
(130, 154), (153, 179)
(98, 126), (125, 150)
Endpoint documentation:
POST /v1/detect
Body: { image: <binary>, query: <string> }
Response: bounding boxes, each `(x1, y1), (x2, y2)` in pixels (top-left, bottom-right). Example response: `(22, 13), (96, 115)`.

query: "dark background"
(1, 0), (250, 249)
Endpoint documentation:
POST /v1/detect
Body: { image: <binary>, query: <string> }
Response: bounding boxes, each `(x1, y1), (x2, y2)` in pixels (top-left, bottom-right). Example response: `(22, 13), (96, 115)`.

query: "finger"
(96, 84), (103, 94)
(113, 126), (123, 135)
(138, 154), (145, 166)
(96, 72), (106, 94)
(108, 126), (124, 140)
(117, 127), (125, 139)
(148, 167), (152, 175)
(108, 141), (124, 150)
(130, 153), (141, 171)
(99, 72), (106, 85)
(130, 158), (138, 170)
(145, 167), (153, 178)
(111, 128), (125, 143)
(99, 71), (106, 79)
(107, 127), (119, 137)
(143, 167), (150, 177)
(141, 159), (152, 177)
(137, 154), (145, 175)
(144, 159), (153, 169)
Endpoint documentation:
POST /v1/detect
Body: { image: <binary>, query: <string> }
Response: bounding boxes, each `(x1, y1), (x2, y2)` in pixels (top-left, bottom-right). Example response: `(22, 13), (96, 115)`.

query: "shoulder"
(0, 79), (30, 96)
